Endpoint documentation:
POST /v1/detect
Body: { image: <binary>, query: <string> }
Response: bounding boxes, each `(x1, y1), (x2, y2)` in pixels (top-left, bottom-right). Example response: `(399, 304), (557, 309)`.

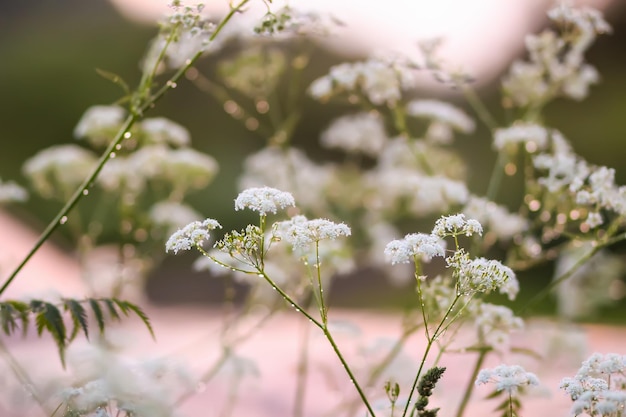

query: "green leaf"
(0, 303), (18, 335)
(95, 68), (130, 94)
(88, 299), (105, 335)
(113, 299), (155, 340)
(103, 298), (121, 321)
(63, 299), (88, 341)
(7, 301), (30, 337)
(35, 303), (67, 367)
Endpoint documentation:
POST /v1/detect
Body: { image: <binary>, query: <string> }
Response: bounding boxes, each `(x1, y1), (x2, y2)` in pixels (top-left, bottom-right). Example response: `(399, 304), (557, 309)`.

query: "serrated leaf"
(64, 299), (88, 341)
(35, 303), (67, 367)
(95, 68), (130, 94)
(113, 299), (155, 340)
(8, 301), (30, 336)
(103, 298), (121, 321)
(88, 299), (105, 335)
(0, 303), (18, 335)
(485, 389), (503, 399)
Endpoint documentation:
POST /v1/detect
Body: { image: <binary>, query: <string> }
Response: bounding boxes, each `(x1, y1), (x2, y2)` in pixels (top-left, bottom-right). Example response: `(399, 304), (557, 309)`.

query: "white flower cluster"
(406, 99), (475, 144)
(448, 250), (519, 300)
(534, 143), (626, 228)
(22, 144), (97, 198)
(140, 117), (190, 146)
(234, 186), (296, 215)
(276, 215), (351, 250)
(309, 57), (416, 106)
(476, 364), (540, 395)
(474, 303), (524, 351)
(431, 213), (483, 238)
(502, 4), (611, 107)
(149, 201), (203, 235)
(463, 196), (528, 240)
(320, 112), (388, 156)
(561, 353), (626, 416)
(493, 122), (549, 153)
(165, 218), (221, 254)
(384, 233), (446, 264)
(0, 178), (28, 203)
(73, 105), (126, 147)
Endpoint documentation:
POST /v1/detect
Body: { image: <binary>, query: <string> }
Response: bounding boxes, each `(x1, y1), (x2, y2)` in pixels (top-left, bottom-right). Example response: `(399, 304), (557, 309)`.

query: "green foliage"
(0, 298), (153, 367)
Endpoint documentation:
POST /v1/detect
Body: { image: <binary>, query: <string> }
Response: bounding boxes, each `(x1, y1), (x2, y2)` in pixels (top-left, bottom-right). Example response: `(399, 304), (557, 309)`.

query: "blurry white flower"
(141, 117), (190, 146)
(278, 217), (351, 250)
(74, 105), (126, 147)
(23, 144), (97, 198)
(448, 251), (519, 300)
(463, 196), (528, 240)
(320, 112), (387, 156)
(407, 99), (475, 144)
(475, 303), (524, 351)
(0, 179), (28, 203)
(150, 201), (203, 234)
(493, 123), (549, 152)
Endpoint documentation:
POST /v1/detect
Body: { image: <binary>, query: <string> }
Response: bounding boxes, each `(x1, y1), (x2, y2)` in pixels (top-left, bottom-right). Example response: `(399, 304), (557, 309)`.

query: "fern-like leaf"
(63, 299), (88, 341)
(112, 299), (155, 340)
(8, 301), (30, 337)
(102, 298), (121, 320)
(34, 302), (67, 367)
(88, 299), (105, 335)
(0, 303), (18, 335)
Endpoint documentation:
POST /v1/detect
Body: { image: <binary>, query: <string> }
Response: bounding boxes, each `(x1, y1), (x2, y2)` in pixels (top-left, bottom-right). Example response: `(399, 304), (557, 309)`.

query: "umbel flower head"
(276, 215), (351, 250)
(165, 218), (221, 254)
(235, 186), (296, 215)
(384, 233), (446, 264)
(476, 364), (540, 395)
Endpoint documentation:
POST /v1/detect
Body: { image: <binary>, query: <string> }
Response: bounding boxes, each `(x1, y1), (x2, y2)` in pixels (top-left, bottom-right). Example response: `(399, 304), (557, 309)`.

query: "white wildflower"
(475, 303), (524, 351)
(449, 251), (519, 300)
(320, 112), (388, 156)
(0, 179), (28, 203)
(165, 218), (221, 254)
(234, 187), (295, 215)
(407, 99), (475, 142)
(161, 148), (219, 189)
(280, 217), (351, 250)
(308, 76), (333, 99)
(384, 233), (446, 264)
(494, 123), (549, 152)
(23, 144), (98, 198)
(463, 196), (528, 240)
(140, 117), (190, 146)
(476, 364), (539, 394)
(432, 213), (483, 238)
(73, 105), (126, 147)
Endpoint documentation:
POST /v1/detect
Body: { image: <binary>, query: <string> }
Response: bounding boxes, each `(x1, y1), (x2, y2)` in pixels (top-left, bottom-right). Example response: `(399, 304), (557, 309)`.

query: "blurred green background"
(1, 0), (626, 320)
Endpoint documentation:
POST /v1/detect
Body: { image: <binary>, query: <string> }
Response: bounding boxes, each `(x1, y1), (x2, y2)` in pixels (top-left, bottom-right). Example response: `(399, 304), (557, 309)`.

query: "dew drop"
(115, 144), (122, 150)
(60, 216), (68, 225)
(123, 132), (132, 139)
(295, 308), (300, 312)
(185, 58), (192, 66)
(82, 189), (89, 196)
(110, 152), (116, 159)
(272, 286), (277, 291)
(167, 80), (178, 88)
(257, 273), (263, 277)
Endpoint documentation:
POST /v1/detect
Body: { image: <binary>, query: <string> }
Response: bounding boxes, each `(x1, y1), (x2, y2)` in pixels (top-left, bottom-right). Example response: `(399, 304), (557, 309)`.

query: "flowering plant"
(0, 2), (624, 417)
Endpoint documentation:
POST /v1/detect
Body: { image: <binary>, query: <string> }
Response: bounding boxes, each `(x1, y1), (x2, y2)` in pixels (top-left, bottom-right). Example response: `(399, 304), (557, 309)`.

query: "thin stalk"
(454, 349), (488, 417)
(315, 242), (328, 324)
(0, 0), (250, 297)
(460, 84), (498, 131)
(518, 244), (600, 315)
(323, 327), (377, 417)
(402, 295), (461, 417)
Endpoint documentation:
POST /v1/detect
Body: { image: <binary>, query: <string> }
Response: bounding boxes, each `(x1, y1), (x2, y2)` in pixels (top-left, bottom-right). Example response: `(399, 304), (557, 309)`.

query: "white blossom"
(234, 187), (296, 215)
(449, 251), (519, 300)
(432, 213), (483, 238)
(463, 196), (528, 240)
(407, 99), (475, 139)
(384, 233), (445, 264)
(0, 179), (28, 203)
(73, 105), (126, 146)
(475, 303), (524, 351)
(141, 117), (190, 146)
(320, 112), (388, 156)
(150, 201), (203, 234)
(165, 218), (221, 254)
(493, 123), (549, 152)
(476, 364), (539, 394)
(279, 217), (351, 250)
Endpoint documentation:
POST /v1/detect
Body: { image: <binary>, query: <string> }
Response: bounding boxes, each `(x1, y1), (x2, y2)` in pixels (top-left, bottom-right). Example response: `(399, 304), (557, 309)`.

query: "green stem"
(323, 327), (377, 417)
(460, 85), (498, 131)
(0, 0), (250, 297)
(454, 348), (488, 417)
(402, 295), (461, 417)
(315, 242), (327, 324)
